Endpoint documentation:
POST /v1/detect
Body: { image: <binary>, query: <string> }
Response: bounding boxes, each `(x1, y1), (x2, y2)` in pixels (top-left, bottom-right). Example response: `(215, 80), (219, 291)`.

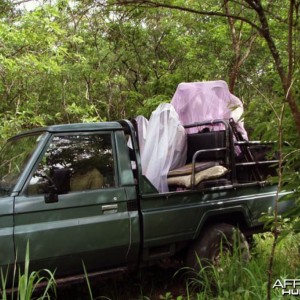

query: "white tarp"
(141, 103), (187, 193)
(171, 80), (248, 140)
(135, 115), (148, 154)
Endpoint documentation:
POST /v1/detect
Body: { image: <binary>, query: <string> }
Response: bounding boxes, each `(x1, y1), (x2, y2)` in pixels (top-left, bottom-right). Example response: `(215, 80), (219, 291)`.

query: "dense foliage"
(0, 1), (298, 140)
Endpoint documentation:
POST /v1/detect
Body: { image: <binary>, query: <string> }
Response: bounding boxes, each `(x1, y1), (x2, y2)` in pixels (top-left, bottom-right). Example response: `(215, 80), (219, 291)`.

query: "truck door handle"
(101, 204), (118, 214)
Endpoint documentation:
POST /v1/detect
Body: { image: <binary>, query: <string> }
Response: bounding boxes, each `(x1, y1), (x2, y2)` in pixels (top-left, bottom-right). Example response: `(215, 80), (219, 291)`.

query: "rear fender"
(194, 206), (251, 240)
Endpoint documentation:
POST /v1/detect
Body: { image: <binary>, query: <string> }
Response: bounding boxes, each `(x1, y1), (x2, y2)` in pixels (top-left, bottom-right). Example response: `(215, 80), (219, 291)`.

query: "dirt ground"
(56, 263), (187, 300)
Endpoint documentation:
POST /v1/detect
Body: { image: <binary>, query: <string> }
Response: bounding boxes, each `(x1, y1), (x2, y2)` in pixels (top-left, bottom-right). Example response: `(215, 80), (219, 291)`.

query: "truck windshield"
(0, 133), (44, 196)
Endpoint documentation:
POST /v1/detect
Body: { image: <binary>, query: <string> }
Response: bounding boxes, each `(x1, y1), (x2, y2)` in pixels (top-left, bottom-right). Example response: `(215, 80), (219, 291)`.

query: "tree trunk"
(245, 0), (300, 135)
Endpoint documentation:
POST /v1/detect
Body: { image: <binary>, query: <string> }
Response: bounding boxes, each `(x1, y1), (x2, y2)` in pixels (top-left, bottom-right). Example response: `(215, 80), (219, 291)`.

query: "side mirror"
(37, 170), (59, 203)
(44, 185), (58, 203)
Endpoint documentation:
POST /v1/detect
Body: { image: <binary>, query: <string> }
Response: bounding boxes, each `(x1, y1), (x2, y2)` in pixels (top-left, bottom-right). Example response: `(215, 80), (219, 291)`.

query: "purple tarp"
(171, 80), (248, 140)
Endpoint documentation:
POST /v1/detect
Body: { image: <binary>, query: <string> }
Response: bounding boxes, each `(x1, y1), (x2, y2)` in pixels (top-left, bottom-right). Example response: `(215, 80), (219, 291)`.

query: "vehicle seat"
(186, 130), (226, 163)
(168, 129), (229, 189)
(167, 162), (228, 189)
(70, 168), (104, 192)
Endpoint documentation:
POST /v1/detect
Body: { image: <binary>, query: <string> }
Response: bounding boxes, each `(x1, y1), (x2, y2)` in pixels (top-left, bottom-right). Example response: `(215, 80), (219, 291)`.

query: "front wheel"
(186, 223), (250, 270)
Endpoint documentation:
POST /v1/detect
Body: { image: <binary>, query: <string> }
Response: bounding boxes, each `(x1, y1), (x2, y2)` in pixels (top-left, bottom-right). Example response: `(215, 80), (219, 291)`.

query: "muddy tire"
(186, 223), (250, 270)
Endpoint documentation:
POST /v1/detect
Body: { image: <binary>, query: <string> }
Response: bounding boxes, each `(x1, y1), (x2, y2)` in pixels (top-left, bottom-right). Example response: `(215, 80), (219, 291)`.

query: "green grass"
(183, 233), (300, 300)
(2, 233), (300, 299)
(0, 243), (56, 300)
(76, 233), (300, 300)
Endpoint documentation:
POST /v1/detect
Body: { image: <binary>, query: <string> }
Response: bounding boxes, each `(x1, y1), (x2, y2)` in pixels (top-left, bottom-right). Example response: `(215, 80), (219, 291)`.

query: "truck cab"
(0, 122), (140, 279)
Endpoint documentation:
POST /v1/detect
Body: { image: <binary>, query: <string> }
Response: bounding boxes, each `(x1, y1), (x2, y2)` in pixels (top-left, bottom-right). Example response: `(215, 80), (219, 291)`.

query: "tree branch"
(288, 0), (295, 86)
(113, 0), (300, 135)
(112, 0), (263, 33)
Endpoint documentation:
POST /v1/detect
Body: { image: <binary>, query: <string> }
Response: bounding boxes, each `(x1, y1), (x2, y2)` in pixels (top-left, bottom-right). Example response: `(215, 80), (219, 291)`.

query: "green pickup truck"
(0, 118), (292, 283)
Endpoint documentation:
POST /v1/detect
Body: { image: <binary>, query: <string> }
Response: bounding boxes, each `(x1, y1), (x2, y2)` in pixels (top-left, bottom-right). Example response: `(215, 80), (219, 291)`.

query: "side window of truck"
(27, 133), (115, 196)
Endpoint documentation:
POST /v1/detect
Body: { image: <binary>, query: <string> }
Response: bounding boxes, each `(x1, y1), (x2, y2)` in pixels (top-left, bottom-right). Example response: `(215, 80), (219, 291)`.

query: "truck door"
(14, 131), (138, 276)
(0, 196), (14, 270)
(0, 133), (44, 275)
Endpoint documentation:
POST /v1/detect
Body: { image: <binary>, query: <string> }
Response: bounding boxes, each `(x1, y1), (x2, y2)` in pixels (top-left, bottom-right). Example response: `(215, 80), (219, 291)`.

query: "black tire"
(186, 223), (250, 270)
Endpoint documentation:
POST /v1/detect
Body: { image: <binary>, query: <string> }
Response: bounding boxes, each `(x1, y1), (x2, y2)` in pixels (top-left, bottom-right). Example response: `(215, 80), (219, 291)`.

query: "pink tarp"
(171, 80), (248, 140)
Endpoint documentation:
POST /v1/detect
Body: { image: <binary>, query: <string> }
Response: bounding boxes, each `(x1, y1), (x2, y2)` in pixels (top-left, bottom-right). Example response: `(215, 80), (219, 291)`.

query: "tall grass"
(0, 243), (56, 300)
(184, 233), (300, 300)
(1, 233), (299, 299)
(73, 232), (300, 300)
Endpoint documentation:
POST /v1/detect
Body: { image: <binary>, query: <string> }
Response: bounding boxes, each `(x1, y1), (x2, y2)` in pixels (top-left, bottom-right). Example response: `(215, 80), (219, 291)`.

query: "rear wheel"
(186, 223), (250, 270)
